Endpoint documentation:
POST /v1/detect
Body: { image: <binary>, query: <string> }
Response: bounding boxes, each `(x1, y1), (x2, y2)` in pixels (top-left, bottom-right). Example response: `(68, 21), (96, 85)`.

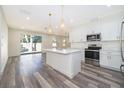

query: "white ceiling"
(2, 5), (124, 33)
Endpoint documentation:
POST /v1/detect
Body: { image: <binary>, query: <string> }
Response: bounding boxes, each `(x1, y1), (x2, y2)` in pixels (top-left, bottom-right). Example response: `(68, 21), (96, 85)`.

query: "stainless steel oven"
(85, 45), (101, 66)
(85, 50), (99, 61)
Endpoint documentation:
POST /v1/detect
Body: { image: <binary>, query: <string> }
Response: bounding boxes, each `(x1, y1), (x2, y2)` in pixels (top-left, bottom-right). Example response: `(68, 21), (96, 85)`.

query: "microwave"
(87, 33), (101, 41)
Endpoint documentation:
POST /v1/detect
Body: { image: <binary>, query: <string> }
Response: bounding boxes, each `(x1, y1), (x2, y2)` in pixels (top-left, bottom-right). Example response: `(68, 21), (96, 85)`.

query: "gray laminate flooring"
(0, 53), (124, 88)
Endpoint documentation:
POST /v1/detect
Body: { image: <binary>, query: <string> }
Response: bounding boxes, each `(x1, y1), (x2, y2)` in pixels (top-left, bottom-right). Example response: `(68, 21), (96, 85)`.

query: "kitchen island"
(43, 49), (81, 78)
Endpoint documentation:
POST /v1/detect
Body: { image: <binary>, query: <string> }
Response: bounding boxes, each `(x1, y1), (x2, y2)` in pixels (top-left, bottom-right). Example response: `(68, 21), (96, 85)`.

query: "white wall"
(8, 28), (44, 57)
(8, 28), (69, 57)
(8, 29), (21, 57)
(0, 6), (8, 75)
(43, 35), (69, 49)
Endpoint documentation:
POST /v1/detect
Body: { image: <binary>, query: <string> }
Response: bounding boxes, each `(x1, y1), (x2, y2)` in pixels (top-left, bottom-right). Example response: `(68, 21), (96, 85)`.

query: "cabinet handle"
(107, 56), (109, 59)
(107, 56), (111, 60)
(110, 56), (111, 59)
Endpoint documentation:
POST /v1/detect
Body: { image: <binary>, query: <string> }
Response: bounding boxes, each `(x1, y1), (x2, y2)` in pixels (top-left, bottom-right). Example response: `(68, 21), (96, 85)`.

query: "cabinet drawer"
(100, 51), (121, 56)
(108, 55), (122, 69)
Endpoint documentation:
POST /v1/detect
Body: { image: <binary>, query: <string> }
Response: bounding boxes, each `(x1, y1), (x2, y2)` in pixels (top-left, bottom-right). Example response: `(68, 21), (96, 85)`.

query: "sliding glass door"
(20, 34), (42, 54)
(32, 35), (42, 52)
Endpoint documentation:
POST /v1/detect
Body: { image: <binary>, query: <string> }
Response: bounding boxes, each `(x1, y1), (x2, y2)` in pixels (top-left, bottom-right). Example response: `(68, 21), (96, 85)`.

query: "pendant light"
(60, 5), (65, 33)
(48, 13), (52, 33)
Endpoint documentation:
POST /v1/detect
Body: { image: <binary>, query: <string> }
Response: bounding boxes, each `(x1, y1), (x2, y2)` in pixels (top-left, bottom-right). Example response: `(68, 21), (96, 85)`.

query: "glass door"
(20, 34), (42, 54)
(31, 35), (42, 52)
(20, 34), (31, 54)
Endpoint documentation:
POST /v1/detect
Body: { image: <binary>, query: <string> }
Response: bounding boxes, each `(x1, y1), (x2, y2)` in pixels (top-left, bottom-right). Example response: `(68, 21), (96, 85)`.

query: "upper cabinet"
(69, 12), (124, 42)
(100, 17), (121, 41)
(88, 16), (122, 41)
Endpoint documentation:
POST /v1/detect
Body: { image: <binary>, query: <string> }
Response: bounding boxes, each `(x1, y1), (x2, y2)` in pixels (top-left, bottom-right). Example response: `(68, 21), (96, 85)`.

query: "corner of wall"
(0, 6), (8, 76)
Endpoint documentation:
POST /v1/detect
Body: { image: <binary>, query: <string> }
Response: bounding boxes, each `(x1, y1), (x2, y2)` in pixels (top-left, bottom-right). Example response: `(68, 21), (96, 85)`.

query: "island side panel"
(46, 51), (82, 78)
(69, 52), (82, 78)
(46, 52), (71, 77)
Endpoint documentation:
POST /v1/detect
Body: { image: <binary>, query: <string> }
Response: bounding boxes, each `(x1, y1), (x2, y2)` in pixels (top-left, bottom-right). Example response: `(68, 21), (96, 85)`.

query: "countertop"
(42, 48), (81, 55)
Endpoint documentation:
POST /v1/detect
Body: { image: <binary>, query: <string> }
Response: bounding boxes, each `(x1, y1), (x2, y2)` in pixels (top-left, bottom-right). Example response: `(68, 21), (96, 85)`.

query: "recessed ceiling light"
(55, 26), (58, 29)
(26, 16), (30, 20)
(106, 4), (111, 7)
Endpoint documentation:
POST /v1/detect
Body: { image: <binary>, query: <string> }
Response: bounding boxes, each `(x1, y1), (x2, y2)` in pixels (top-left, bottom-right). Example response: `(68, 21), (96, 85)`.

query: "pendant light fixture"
(60, 5), (65, 33)
(48, 13), (52, 33)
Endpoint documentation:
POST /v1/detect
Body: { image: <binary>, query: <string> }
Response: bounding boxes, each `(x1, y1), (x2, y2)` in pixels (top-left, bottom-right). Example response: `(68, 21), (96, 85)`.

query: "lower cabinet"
(100, 51), (122, 71)
(100, 53), (109, 67)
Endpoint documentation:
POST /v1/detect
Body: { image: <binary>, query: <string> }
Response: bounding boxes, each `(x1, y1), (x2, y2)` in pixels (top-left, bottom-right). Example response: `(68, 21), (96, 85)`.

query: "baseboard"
(9, 54), (20, 57)
(21, 52), (42, 55)
(0, 57), (8, 80)
(100, 65), (120, 72)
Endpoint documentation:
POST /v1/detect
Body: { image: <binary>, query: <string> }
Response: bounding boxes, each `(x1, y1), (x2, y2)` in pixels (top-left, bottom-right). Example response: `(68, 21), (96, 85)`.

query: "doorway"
(20, 34), (42, 54)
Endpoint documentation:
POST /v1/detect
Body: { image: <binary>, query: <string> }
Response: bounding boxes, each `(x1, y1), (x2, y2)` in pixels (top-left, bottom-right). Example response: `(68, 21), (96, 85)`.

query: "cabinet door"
(101, 19), (120, 41)
(108, 55), (122, 70)
(100, 53), (109, 67)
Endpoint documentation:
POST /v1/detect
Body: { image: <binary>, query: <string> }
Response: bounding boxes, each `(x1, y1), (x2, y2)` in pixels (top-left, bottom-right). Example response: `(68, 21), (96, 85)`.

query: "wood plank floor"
(0, 53), (124, 88)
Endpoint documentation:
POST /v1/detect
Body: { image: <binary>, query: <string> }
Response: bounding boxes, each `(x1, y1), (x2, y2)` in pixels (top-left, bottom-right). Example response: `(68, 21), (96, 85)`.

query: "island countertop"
(42, 48), (81, 55)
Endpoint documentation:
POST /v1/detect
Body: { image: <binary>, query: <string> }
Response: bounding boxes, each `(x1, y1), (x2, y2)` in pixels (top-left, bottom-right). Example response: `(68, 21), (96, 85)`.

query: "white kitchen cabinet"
(109, 54), (122, 70)
(89, 18), (121, 41)
(69, 13), (123, 42)
(100, 16), (122, 41)
(101, 22), (119, 41)
(45, 49), (81, 78)
(100, 51), (122, 71)
(100, 53), (109, 67)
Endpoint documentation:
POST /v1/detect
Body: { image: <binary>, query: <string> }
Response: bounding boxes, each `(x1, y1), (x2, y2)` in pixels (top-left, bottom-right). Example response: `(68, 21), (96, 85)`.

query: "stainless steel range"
(85, 44), (101, 66)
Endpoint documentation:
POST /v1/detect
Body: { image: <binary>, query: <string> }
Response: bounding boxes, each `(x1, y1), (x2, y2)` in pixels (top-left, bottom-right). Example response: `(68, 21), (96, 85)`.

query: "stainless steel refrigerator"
(120, 21), (124, 75)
